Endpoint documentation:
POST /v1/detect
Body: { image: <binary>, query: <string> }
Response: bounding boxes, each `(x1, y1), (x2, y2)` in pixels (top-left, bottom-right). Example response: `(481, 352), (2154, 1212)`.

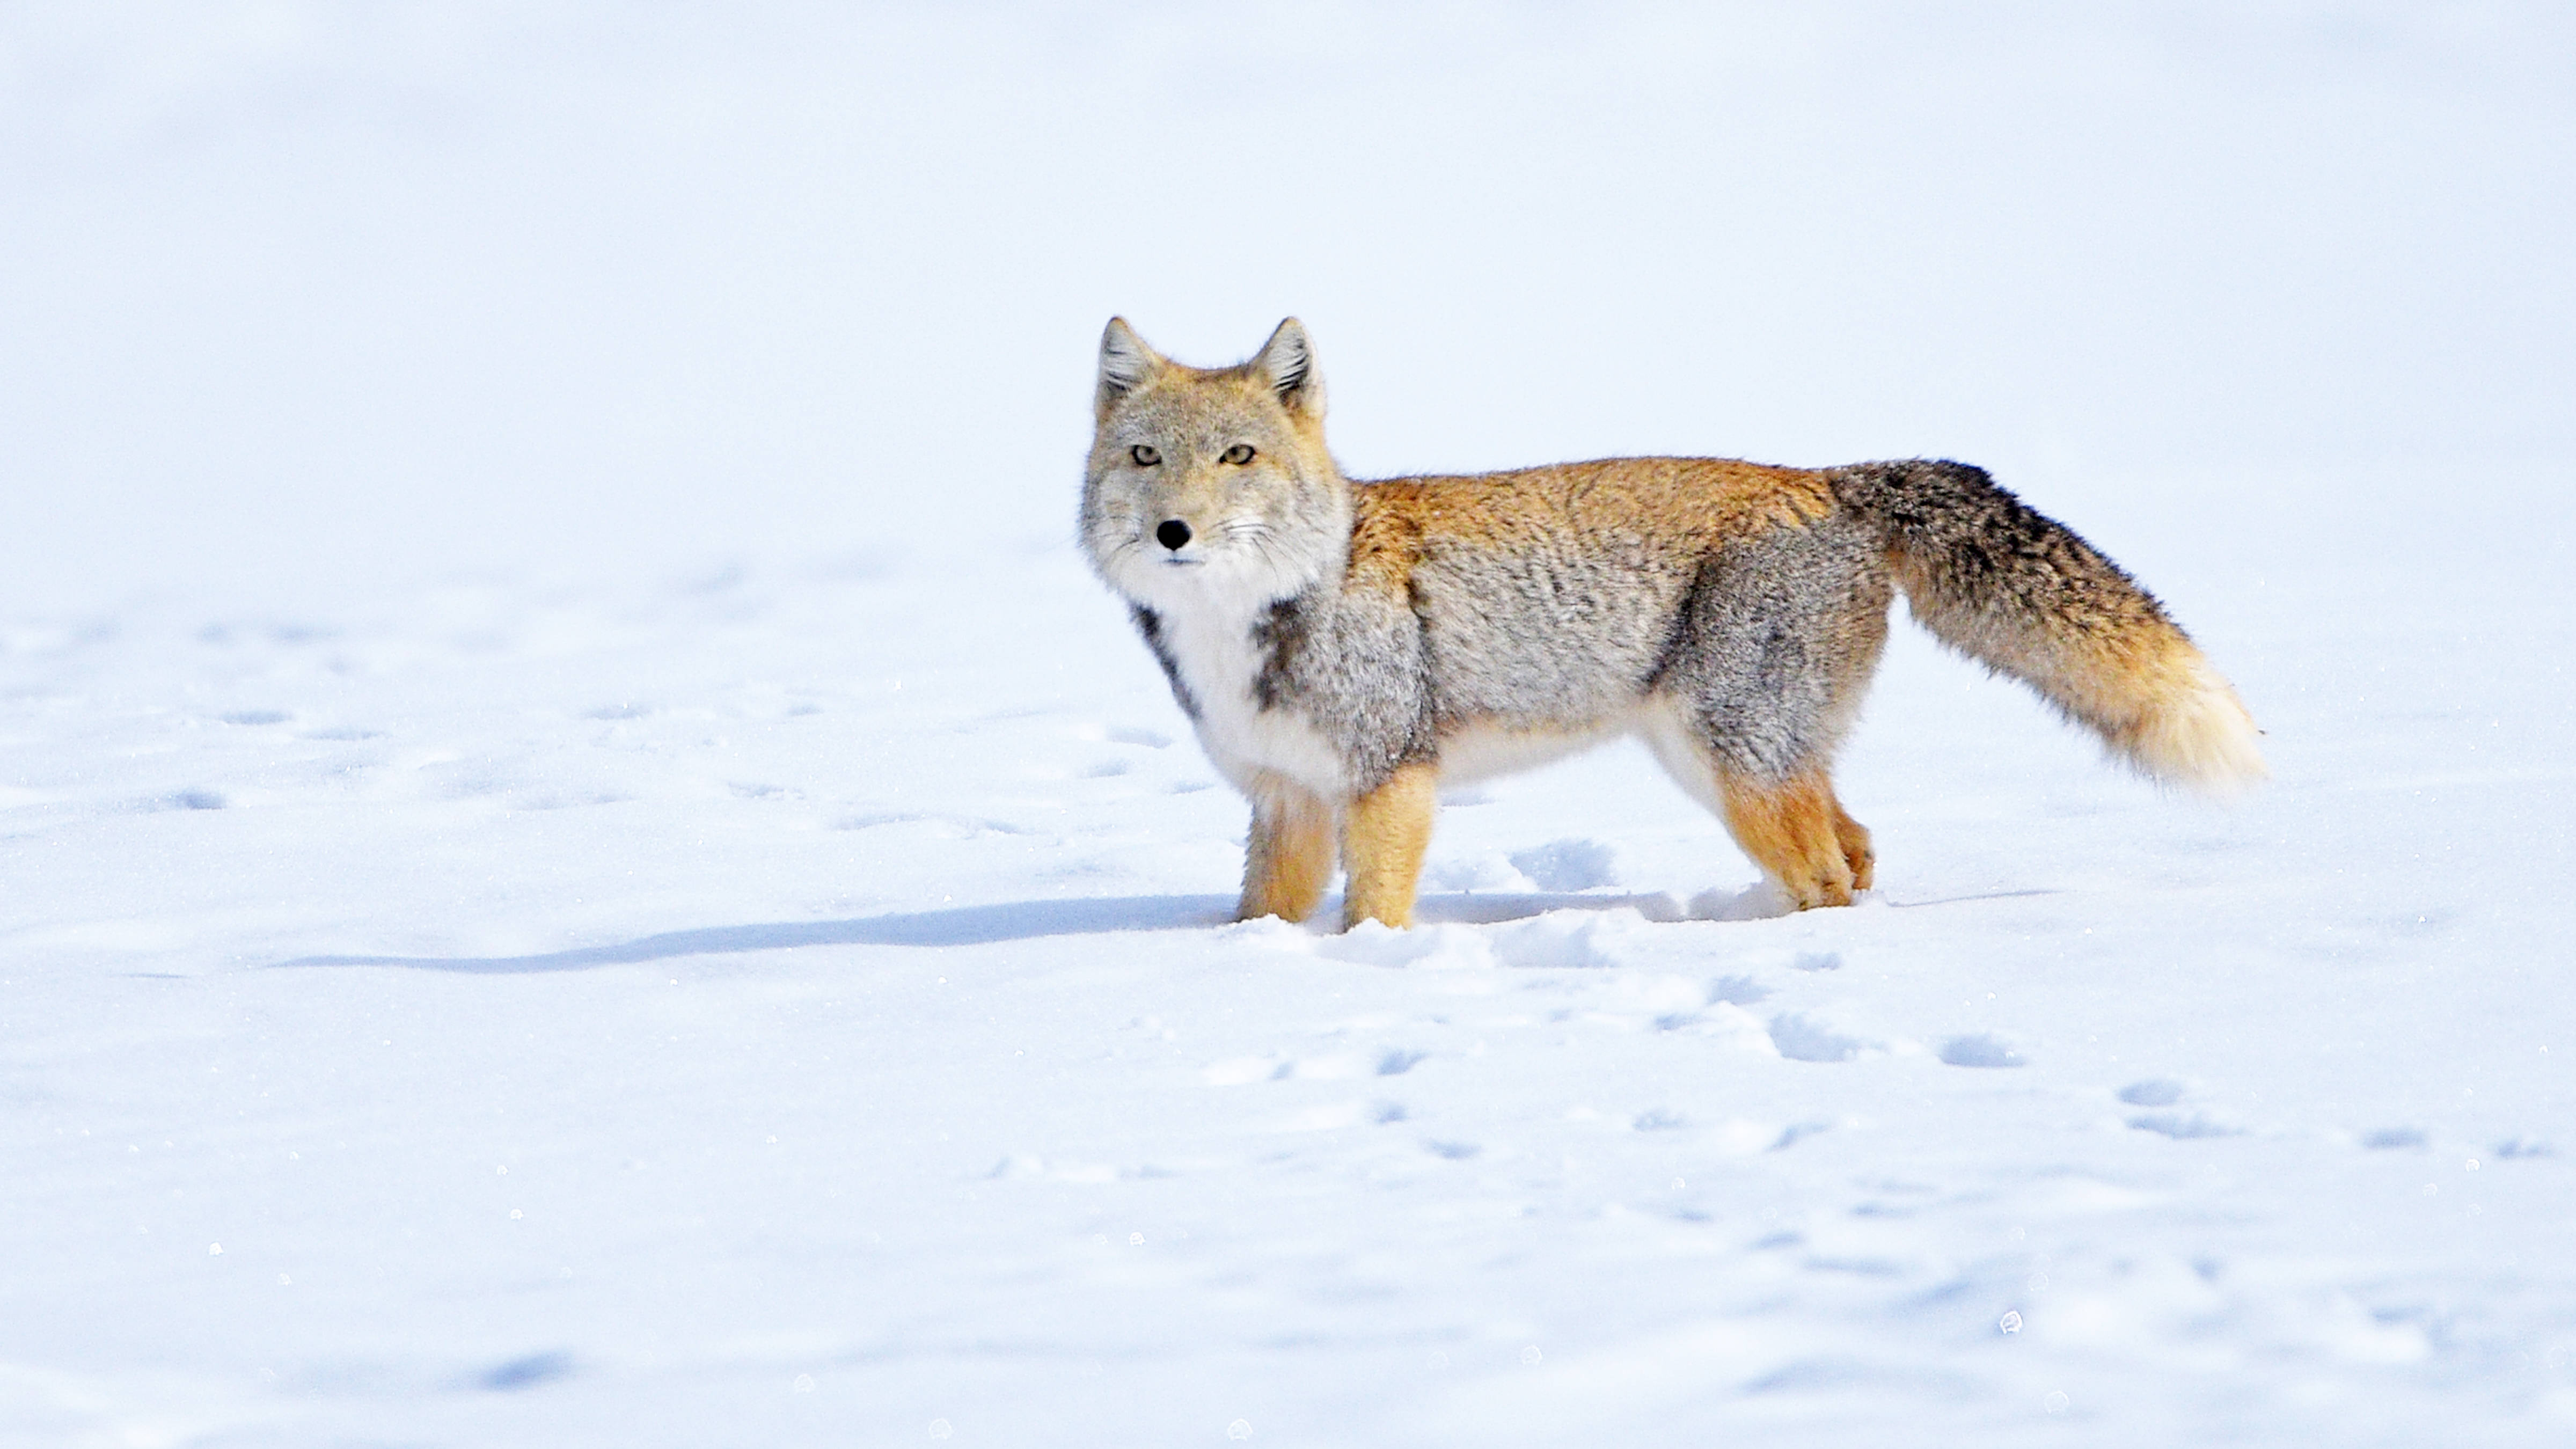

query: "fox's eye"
(1222, 443), (1256, 465)
(1130, 444), (1160, 466)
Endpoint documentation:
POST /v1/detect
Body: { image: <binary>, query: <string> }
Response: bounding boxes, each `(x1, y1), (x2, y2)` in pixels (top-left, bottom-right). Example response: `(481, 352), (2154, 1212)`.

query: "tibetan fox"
(1080, 318), (2263, 930)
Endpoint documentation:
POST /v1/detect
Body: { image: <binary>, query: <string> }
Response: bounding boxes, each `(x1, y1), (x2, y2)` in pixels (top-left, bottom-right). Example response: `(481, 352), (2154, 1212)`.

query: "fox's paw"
(1832, 810), (1875, 896)
(1728, 780), (1872, 910)
(1777, 858), (1858, 911)
(1776, 825), (1874, 910)
(1339, 895), (1416, 932)
(1236, 895), (1319, 926)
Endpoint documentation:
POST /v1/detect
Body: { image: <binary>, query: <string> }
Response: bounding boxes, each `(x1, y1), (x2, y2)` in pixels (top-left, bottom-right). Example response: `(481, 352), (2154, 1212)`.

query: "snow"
(5, 4), (2574, 1445)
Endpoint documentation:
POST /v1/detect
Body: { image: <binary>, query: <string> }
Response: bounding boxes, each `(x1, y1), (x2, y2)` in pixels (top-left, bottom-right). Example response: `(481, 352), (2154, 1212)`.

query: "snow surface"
(5, 5), (2575, 1446)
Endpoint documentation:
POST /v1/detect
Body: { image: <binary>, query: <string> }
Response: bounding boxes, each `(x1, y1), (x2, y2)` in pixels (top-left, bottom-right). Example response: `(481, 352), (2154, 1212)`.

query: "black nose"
(1155, 519), (1192, 551)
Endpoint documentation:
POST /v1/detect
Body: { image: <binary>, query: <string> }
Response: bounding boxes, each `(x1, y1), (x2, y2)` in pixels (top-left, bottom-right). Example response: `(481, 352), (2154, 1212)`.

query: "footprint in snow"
(2360, 1128), (2427, 1150)
(1771, 1122), (1831, 1151)
(1508, 838), (1619, 891)
(2117, 1079), (2186, 1107)
(1424, 1140), (1481, 1160)
(1768, 1014), (1869, 1064)
(1487, 913), (1631, 970)
(2128, 1111), (2239, 1139)
(1375, 1049), (1425, 1077)
(478, 1351), (575, 1392)
(1938, 1034), (2026, 1069)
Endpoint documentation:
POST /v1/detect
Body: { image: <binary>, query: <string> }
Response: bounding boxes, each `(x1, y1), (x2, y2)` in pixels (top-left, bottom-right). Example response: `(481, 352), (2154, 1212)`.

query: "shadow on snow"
(270, 890), (1694, 975)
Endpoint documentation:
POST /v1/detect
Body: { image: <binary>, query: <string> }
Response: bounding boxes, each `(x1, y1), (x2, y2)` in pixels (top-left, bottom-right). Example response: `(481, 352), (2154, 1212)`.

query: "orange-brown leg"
(1717, 769), (1872, 909)
(1238, 778), (1336, 924)
(1340, 763), (1438, 930)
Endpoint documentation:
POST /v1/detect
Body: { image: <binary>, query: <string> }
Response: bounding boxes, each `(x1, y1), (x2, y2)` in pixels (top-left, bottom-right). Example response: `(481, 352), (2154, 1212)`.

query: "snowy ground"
(6, 5), (2575, 1446)
(7, 469), (2573, 1445)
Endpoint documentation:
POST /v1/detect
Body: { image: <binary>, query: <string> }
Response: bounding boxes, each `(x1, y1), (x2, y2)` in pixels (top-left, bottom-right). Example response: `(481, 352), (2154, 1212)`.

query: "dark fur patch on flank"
(1251, 596), (1311, 712)
(1641, 557), (1718, 691)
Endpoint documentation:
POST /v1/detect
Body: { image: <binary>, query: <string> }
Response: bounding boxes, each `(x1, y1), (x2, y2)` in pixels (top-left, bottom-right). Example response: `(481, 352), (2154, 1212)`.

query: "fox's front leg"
(1340, 762), (1438, 930)
(1239, 778), (1336, 924)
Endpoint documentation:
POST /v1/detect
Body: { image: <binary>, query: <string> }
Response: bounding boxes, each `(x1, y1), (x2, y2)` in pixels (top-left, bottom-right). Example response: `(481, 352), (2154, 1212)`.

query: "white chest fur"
(1157, 592), (1349, 799)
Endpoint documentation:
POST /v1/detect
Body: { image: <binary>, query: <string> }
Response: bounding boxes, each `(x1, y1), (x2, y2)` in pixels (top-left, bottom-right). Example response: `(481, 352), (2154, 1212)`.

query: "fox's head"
(1081, 318), (1351, 611)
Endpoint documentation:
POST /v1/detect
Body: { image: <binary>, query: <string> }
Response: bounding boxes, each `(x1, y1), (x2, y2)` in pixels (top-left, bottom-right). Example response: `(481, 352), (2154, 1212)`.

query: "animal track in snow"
(1423, 854), (1524, 891)
(1768, 1014), (1869, 1064)
(1424, 1140), (1481, 1160)
(1375, 1049), (1425, 1077)
(478, 1351), (576, 1392)
(1771, 1122), (1832, 1151)
(1938, 1034), (2026, 1069)
(2360, 1128), (2427, 1151)
(2116, 1070), (2231, 1137)
(2118, 1079), (2187, 1107)
(2493, 1137), (2555, 1159)
(1706, 975), (1770, 1006)
(1508, 838), (1619, 891)
(2128, 1112), (2240, 1139)
(1488, 912), (1634, 970)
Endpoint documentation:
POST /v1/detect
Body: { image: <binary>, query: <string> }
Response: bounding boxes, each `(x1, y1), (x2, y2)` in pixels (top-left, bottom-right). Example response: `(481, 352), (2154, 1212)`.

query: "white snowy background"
(4, 3), (2572, 1445)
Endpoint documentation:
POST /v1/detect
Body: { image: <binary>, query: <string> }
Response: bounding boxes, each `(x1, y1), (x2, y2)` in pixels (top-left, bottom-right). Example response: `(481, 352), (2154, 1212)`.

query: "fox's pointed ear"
(1251, 317), (1324, 421)
(1096, 317), (1166, 418)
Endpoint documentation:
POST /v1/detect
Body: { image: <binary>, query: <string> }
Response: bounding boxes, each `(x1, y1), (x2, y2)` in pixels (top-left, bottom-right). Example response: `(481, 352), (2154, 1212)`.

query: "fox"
(1080, 317), (2265, 931)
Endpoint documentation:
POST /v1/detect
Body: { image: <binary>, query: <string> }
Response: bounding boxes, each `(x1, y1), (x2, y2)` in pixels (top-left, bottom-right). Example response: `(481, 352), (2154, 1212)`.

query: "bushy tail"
(1829, 459), (2265, 796)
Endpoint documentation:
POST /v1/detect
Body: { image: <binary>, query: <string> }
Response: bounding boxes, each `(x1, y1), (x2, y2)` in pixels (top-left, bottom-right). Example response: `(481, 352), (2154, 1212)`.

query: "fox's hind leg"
(1240, 774), (1336, 924)
(1341, 763), (1438, 930)
(1641, 709), (1877, 911)
(1643, 514), (1891, 908)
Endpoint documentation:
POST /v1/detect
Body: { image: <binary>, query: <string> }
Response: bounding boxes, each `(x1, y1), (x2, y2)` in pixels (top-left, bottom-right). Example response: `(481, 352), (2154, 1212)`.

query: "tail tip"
(2125, 656), (2267, 800)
